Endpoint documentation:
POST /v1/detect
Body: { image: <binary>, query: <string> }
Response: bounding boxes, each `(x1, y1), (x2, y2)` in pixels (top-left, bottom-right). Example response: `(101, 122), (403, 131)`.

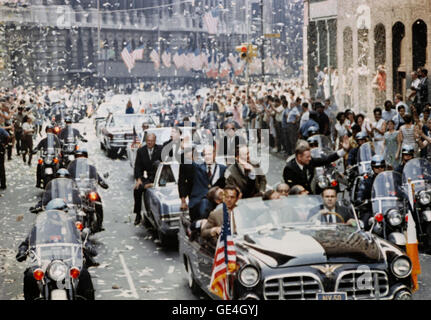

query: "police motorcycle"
(369, 171), (407, 246)
(68, 157), (105, 234)
(16, 206), (95, 300)
(59, 126), (79, 168)
(37, 134), (61, 188)
(349, 142), (375, 203)
(402, 158), (431, 251)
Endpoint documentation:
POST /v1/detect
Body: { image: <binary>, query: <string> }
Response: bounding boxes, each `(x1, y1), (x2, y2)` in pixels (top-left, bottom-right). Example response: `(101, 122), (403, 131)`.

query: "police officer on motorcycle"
(67, 149), (108, 232)
(394, 145), (415, 175)
(16, 199), (95, 300)
(58, 116), (88, 143)
(355, 155), (387, 228)
(33, 125), (62, 188)
(347, 132), (369, 167)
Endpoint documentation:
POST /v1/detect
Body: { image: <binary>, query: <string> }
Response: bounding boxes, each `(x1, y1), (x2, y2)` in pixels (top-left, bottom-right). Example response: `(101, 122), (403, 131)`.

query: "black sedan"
(179, 196), (413, 300)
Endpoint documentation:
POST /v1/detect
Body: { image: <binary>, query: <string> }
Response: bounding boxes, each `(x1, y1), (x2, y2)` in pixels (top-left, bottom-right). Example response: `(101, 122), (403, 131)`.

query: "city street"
(0, 118), (430, 300)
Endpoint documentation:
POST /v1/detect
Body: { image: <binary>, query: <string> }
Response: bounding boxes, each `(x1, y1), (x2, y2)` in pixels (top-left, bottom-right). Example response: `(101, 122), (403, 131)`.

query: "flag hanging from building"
(192, 48), (202, 71)
(219, 57), (230, 78)
(161, 48), (172, 68)
(203, 9), (219, 34)
(121, 43), (135, 72)
(173, 48), (183, 69)
(150, 48), (160, 70)
(209, 203), (237, 300)
(132, 45), (145, 61)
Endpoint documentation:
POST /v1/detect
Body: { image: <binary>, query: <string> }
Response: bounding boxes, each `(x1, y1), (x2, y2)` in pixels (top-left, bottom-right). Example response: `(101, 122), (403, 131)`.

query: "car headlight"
(317, 176), (329, 189)
(391, 257), (412, 278)
(387, 209), (403, 227)
(239, 265), (259, 288)
(418, 191), (431, 205)
(47, 261), (68, 281)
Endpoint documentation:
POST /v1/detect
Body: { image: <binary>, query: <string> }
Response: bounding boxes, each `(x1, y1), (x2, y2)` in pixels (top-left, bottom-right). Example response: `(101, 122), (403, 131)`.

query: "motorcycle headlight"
(239, 265), (259, 288)
(317, 176), (329, 189)
(47, 261), (68, 281)
(418, 191), (431, 205)
(44, 157), (52, 165)
(391, 257), (412, 278)
(387, 209), (403, 227)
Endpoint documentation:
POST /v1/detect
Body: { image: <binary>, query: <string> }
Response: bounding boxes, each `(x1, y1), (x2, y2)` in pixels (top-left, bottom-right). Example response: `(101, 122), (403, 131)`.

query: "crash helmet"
(45, 124), (54, 132)
(64, 116), (72, 124)
(56, 168), (70, 178)
(75, 148), (88, 158)
(46, 198), (68, 211)
(307, 126), (319, 137)
(355, 132), (368, 141)
(401, 145), (415, 156)
(307, 135), (319, 148)
(371, 155), (386, 168)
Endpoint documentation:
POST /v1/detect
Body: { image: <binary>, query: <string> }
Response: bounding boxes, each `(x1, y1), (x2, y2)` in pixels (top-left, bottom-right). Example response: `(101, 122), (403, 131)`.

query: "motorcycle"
(40, 178), (85, 230)
(20, 210), (92, 300)
(37, 134), (61, 188)
(402, 158), (431, 251)
(370, 171), (407, 246)
(349, 142), (375, 203)
(60, 128), (78, 168)
(310, 147), (344, 194)
(68, 158), (104, 234)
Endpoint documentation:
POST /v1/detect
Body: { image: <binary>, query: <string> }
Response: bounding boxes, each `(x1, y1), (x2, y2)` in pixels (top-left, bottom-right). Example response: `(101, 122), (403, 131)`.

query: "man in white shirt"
(382, 100), (397, 122)
(394, 93), (410, 115)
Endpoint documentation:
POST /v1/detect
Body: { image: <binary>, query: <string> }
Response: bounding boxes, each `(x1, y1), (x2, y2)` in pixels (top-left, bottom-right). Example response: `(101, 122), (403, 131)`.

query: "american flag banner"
(219, 57), (230, 78)
(200, 50), (209, 69)
(132, 45), (145, 61)
(209, 203), (237, 300)
(203, 10), (219, 34)
(183, 49), (194, 72)
(121, 43), (135, 72)
(192, 49), (202, 71)
(161, 49), (172, 68)
(173, 49), (183, 69)
(150, 49), (160, 70)
(211, 53), (219, 78)
(205, 54), (213, 78)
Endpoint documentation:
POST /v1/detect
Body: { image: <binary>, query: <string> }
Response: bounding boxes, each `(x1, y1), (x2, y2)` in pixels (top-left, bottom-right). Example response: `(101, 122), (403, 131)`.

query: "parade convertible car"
(179, 196), (413, 300)
(100, 113), (158, 158)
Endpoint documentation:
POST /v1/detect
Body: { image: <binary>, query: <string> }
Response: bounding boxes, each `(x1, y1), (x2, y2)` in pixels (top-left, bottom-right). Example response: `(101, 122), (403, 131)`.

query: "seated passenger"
(275, 183), (290, 197)
(201, 185), (240, 243)
(262, 190), (281, 201)
(288, 185), (309, 196)
(307, 187), (355, 225)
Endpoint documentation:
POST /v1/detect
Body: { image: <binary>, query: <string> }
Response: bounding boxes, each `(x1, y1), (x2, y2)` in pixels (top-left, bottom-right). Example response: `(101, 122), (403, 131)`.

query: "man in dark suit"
(133, 133), (162, 225)
(307, 188), (355, 225)
(178, 143), (226, 222)
(219, 121), (247, 158)
(283, 136), (350, 193)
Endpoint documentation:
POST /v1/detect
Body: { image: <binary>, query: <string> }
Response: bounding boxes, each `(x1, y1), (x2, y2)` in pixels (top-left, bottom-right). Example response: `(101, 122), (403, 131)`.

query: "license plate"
(317, 292), (347, 300)
(45, 168), (53, 175)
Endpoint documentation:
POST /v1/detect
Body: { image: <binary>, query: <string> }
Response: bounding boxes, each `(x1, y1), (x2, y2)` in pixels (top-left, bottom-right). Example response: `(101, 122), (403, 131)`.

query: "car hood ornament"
(311, 264), (343, 278)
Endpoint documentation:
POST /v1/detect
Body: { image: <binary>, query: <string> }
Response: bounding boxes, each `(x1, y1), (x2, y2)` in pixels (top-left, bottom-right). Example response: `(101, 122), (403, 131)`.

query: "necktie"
(207, 164), (212, 180)
(148, 148), (153, 159)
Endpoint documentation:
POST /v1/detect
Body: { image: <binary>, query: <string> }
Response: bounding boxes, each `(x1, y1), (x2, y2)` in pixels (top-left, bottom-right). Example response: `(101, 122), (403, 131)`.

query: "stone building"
(303, 0), (431, 113)
(0, 0), (254, 89)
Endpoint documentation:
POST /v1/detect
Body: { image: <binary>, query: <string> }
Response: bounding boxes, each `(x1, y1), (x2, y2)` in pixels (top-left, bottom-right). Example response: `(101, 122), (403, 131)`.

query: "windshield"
(372, 171), (403, 214)
(358, 142), (374, 174)
(29, 210), (81, 245)
(65, 127), (76, 143)
(45, 134), (57, 154)
(42, 178), (82, 207)
(234, 196), (329, 235)
(402, 158), (431, 193)
(314, 135), (333, 150)
(158, 163), (179, 186)
(110, 115), (155, 128)
(68, 158), (97, 190)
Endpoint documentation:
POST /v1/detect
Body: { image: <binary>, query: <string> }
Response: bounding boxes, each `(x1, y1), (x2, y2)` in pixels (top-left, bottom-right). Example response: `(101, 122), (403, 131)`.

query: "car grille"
(335, 270), (389, 299)
(264, 274), (323, 300)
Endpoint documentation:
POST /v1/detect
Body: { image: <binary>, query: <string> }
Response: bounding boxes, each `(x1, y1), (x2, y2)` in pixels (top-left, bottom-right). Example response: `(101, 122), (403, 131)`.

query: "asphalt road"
(0, 118), (430, 300)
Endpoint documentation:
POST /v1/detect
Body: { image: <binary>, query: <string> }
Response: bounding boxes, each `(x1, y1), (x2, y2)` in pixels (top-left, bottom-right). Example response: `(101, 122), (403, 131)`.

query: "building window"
(413, 19), (427, 71)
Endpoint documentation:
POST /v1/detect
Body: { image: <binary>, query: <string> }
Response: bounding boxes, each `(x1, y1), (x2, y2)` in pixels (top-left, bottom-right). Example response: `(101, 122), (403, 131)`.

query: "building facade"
(304, 0), (431, 114)
(0, 0), (253, 89)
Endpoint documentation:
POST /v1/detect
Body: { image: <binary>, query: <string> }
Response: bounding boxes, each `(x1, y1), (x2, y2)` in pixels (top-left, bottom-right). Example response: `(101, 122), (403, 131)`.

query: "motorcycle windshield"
(371, 171), (403, 214)
(42, 178), (82, 207)
(314, 135), (333, 150)
(65, 127), (75, 143)
(68, 158), (97, 190)
(357, 142), (375, 175)
(402, 158), (431, 193)
(311, 147), (332, 160)
(46, 133), (56, 154)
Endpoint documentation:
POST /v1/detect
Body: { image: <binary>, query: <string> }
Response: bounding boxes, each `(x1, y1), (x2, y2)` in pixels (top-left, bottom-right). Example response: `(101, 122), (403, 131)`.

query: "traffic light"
(235, 44), (258, 63)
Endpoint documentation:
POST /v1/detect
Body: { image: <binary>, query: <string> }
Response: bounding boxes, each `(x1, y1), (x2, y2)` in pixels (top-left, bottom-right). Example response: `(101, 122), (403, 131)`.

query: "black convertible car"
(179, 196), (413, 300)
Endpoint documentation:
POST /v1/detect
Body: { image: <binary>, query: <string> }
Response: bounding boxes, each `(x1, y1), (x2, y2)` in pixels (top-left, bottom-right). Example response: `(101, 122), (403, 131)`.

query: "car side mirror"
(103, 172), (109, 179)
(83, 132), (87, 136)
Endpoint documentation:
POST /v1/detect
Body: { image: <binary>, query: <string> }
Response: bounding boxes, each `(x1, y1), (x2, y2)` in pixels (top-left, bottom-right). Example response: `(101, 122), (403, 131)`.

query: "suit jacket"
(134, 144), (162, 183)
(221, 135), (247, 157)
(201, 207), (237, 242)
(188, 162), (226, 209)
(178, 163), (194, 198)
(226, 163), (267, 198)
(283, 152), (340, 192)
(307, 203), (354, 223)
